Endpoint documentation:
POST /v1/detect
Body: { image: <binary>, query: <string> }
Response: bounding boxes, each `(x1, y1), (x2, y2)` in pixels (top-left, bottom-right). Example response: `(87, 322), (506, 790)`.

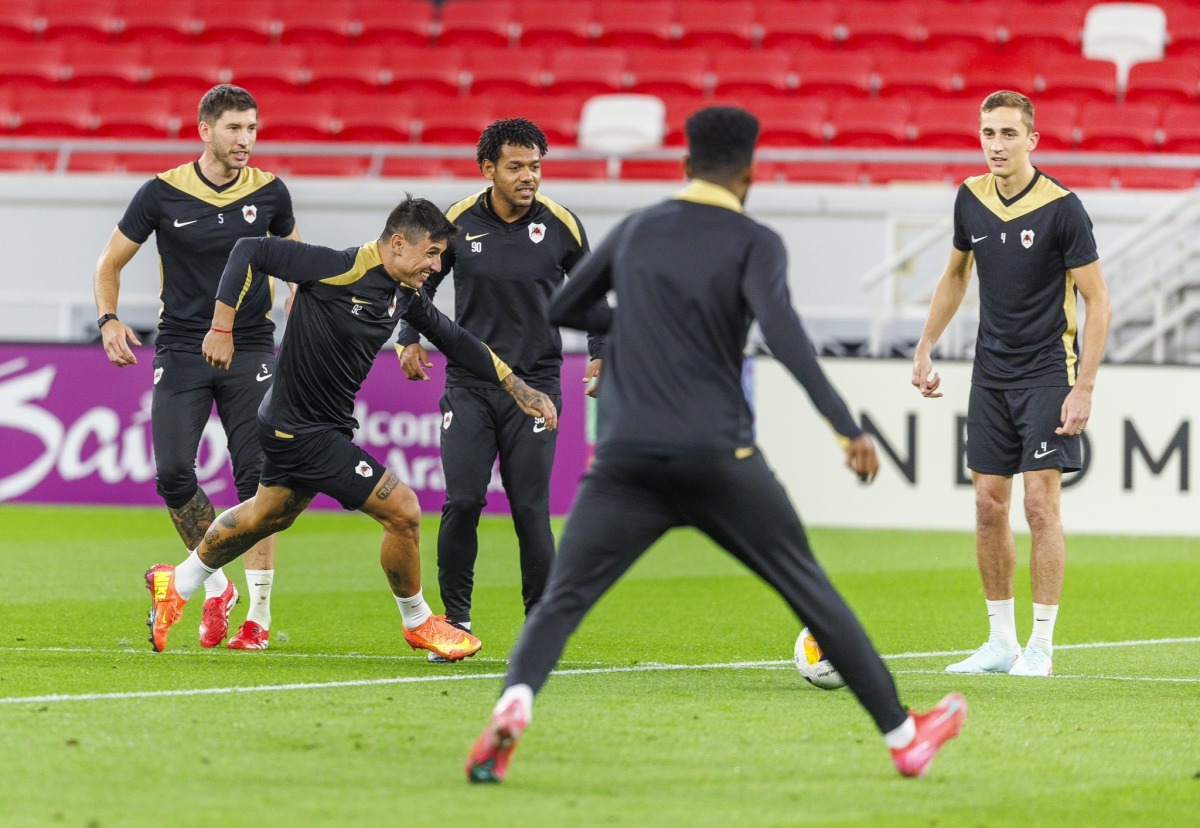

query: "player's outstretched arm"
(502, 373), (558, 430)
(912, 247), (973, 398)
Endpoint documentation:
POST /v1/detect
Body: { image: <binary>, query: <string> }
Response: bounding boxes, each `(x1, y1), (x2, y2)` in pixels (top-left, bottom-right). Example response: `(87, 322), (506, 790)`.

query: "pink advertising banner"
(0, 344), (593, 514)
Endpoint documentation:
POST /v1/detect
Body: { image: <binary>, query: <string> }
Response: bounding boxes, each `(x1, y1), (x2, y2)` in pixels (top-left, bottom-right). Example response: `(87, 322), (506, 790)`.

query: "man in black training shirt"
(396, 118), (602, 660)
(142, 196), (558, 660)
(912, 91), (1111, 678)
(466, 107), (967, 783)
(95, 84), (295, 651)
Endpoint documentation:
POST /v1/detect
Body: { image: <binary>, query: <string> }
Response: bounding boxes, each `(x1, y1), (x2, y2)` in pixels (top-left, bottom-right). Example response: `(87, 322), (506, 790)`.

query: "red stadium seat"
(92, 89), (178, 138)
(540, 157), (609, 179)
(794, 52), (874, 99)
(306, 44), (390, 94)
(11, 89), (95, 137)
(828, 98), (912, 147)
(1076, 102), (1159, 152)
(757, 2), (839, 50)
(117, 0), (199, 44)
(514, 1), (594, 48)
(271, 154), (374, 177)
(592, 2), (675, 48)
(224, 45), (309, 95)
(114, 152), (198, 174)
(335, 93), (416, 143)
(0, 0), (43, 42)
(1038, 166), (1114, 190)
(192, 5), (279, 46)
(384, 48), (469, 98)
(40, 0), (121, 42)
(546, 48), (626, 96)
(754, 97), (828, 147)
(659, 91), (711, 145)
(354, 0), (436, 48)
(874, 51), (962, 100)
(0, 151), (54, 171)
(492, 94), (585, 146)
(944, 164), (987, 186)
(838, 3), (925, 52)
(277, 0), (357, 46)
(1160, 104), (1200, 152)
(380, 156), (448, 178)
(67, 151), (122, 173)
(1116, 167), (1198, 190)
(1030, 101), (1078, 151)
(415, 97), (495, 144)
(775, 162), (863, 185)
(864, 163), (948, 185)
(911, 100), (980, 149)
(1002, 3), (1087, 57)
(625, 48), (710, 96)
(0, 43), (68, 88)
(439, 156), (488, 178)
(144, 43), (226, 93)
(675, 1), (757, 50)
(710, 50), (793, 97)
(63, 42), (147, 91)
(1124, 58), (1200, 108)
(437, 1), (516, 48)
(1037, 56), (1119, 104)
(257, 93), (339, 141)
(922, 3), (1002, 55)
(619, 157), (687, 181)
(958, 56), (1038, 101)
(1165, 8), (1200, 56)
(464, 47), (548, 96)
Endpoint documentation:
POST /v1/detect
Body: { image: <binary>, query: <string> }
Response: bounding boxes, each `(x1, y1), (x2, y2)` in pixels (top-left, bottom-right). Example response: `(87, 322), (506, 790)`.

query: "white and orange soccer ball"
(794, 627), (846, 690)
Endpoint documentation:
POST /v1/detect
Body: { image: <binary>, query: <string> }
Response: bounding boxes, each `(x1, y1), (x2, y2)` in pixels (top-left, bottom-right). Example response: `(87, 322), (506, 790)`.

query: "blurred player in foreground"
(466, 107), (967, 783)
(142, 196), (557, 660)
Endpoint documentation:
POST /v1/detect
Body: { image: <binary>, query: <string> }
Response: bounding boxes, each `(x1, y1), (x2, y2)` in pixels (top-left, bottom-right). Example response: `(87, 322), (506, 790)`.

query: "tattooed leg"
(167, 488), (216, 550)
(359, 472), (423, 597)
(197, 485), (311, 570)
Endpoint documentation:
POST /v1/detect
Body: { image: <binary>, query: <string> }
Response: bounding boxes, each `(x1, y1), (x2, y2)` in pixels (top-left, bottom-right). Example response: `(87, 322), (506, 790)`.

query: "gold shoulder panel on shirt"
(158, 164), (279, 208)
(446, 191), (485, 223)
(535, 192), (583, 246)
(964, 172), (1071, 222)
(319, 242), (378, 286)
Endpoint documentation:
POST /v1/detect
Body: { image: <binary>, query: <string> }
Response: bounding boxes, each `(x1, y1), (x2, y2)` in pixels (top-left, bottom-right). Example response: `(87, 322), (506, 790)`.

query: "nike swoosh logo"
(1033, 448), (1057, 458)
(464, 232), (488, 241)
(533, 423), (547, 433)
(256, 373), (273, 382)
(930, 697), (964, 729)
(174, 219), (198, 227)
(440, 636), (476, 653)
(971, 235), (987, 243)
(351, 297), (372, 305)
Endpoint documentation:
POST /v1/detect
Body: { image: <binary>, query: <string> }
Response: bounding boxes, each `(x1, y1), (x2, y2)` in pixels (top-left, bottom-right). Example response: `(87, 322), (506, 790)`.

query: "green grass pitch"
(1, 504), (1198, 827)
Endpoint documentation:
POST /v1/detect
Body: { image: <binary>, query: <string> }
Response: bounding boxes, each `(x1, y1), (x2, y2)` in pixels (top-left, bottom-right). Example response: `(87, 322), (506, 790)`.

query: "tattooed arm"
(501, 373), (558, 430)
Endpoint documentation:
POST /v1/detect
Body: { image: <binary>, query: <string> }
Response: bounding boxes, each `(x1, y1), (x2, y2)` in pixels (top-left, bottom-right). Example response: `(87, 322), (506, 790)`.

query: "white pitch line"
(1, 636), (1197, 706)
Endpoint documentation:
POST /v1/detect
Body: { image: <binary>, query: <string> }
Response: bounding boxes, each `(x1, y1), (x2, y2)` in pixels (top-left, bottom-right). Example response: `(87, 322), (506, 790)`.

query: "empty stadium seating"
(0, 0), (1194, 188)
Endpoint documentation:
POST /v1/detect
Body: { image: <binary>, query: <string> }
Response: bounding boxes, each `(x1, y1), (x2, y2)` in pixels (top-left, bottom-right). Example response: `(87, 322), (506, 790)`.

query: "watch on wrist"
(97, 313), (119, 330)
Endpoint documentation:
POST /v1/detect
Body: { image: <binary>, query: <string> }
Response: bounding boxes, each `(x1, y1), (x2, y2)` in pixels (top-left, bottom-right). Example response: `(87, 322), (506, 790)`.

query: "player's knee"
(382, 487), (422, 536)
(974, 489), (1008, 528)
(156, 469), (199, 511)
(442, 492), (486, 519)
(1022, 492), (1060, 531)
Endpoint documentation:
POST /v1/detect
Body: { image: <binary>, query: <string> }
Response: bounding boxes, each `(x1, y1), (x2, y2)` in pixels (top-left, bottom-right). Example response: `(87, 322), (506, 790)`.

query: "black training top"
(118, 162), (295, 352)
(216, 237), (512, 436)
(548, 179), (864, 458)
(952, 169), (1099, 389)
(395, 190), (601, 394)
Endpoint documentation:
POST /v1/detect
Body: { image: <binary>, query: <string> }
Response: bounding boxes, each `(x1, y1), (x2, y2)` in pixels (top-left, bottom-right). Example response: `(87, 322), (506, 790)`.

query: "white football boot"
(1008, 645), (1053, 676)
(945, 640), (1023, 674)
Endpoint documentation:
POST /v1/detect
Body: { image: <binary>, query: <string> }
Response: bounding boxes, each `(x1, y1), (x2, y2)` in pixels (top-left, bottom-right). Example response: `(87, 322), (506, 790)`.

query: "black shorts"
(967, 384), (1082, 475)
(258, 422), (385, 510)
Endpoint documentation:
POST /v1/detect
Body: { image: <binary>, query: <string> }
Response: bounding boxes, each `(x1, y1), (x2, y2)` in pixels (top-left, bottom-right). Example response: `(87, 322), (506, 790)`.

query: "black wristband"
(97, 313), (119, 330)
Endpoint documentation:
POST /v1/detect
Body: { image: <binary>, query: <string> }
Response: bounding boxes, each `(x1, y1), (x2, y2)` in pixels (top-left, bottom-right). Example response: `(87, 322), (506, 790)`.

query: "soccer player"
(95, 84), (296, 651)
(396, 118), (602, 661)
(465, 107), (966, 783)
(143, 196), (559, 661)
(911, 91), (1111, 677)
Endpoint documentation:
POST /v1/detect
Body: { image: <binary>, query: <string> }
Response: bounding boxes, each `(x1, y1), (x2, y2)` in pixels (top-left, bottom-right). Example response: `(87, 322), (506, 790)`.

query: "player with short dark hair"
(912, 91), (1111, 677)
(465, 106), (966, 783)
(397, 118), (602, 660)
(95, 83), (296, 651)
(142, 196), (558, 660)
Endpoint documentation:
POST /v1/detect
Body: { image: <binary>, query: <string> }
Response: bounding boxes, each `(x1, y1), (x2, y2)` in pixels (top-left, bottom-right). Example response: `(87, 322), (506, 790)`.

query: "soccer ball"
(794, 627), (846, 690)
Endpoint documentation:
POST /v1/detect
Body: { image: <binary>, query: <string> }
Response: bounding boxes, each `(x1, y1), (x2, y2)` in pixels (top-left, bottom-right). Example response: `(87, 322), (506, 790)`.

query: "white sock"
(175, 551), (216, 602)
(883, 716), (916, 750)
(244, 569), (274, 629)
(1028, 603), (1058, 653)
(202, 566), (229, 599)
(395, 589), (433, 629)
(495, 684), (534, 724)
(986, 598), (1019, 649)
